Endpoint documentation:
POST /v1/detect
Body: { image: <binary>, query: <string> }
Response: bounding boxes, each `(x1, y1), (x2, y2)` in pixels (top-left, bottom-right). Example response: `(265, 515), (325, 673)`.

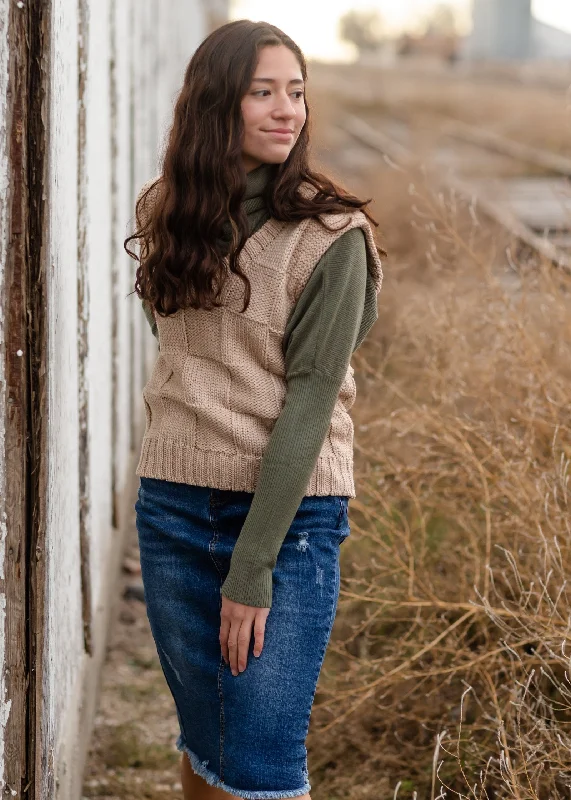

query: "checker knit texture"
(134, 178), (383, 495)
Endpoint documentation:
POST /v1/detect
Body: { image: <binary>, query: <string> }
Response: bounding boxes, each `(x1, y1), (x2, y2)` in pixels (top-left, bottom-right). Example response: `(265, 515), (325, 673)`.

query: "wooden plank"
(549, 232), (571, 249)
(339, 114), (416, 168)
(77, 0), (93, 658)
(109, 0), (120, 531)
(1, 3), (29, 794)
(469, 177), (571, 231)
(26, 2), (50, 797)
(445, 174), (571, 271)
(339, 114), (571, 272)
(441, 118), (571, 178)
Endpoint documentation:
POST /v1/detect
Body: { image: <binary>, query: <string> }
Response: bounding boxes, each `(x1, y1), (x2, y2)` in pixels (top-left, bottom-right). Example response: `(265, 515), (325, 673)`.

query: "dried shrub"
(307, 152), (571, 799)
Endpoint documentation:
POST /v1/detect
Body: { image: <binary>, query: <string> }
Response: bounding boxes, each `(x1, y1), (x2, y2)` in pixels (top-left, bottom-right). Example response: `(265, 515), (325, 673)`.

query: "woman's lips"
(264, 129), (294, 140)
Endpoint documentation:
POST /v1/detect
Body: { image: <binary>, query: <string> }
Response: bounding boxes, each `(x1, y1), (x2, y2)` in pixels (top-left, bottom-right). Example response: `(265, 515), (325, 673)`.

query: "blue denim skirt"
(134, 476), (350, 799)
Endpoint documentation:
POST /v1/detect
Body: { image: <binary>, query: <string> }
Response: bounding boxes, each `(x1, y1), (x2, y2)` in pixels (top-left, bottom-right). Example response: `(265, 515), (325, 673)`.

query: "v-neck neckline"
(241, 216), (288, 259)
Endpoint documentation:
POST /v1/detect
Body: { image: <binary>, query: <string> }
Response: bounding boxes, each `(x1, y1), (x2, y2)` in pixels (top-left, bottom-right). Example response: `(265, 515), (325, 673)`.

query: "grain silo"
(466, 0), (532, 59)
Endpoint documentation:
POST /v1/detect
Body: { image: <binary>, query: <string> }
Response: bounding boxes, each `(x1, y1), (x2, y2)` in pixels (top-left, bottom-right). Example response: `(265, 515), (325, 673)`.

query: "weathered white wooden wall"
(0, 1), (221, 797)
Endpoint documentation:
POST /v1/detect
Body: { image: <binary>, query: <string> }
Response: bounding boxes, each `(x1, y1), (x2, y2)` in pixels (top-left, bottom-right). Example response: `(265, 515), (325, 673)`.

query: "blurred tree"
(338, 9), (386, 54)
(423, 3), (458, 36)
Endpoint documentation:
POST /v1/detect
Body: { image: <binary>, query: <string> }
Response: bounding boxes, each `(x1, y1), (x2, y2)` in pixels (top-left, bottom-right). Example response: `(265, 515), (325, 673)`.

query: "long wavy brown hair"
(124, 19), (383, 318)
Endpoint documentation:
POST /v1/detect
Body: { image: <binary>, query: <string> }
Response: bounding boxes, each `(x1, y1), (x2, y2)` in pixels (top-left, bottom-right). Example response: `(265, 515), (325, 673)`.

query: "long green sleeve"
(220, 227), (370, 607)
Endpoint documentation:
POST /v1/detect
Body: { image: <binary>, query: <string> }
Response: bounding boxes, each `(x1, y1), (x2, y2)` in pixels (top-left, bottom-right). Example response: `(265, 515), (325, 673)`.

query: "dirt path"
(82, 499), (185, 800)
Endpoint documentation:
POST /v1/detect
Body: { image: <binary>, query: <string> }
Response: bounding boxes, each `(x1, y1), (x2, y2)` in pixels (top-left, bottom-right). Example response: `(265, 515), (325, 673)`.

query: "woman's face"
(241, 45), (307, 173)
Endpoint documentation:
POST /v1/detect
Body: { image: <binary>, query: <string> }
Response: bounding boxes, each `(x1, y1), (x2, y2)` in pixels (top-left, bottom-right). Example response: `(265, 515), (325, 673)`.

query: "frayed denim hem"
(176, 735), (311, 799)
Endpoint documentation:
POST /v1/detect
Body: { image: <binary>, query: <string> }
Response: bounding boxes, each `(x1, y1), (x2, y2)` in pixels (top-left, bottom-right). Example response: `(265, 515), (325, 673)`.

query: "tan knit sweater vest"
(136, 205), (383, 496)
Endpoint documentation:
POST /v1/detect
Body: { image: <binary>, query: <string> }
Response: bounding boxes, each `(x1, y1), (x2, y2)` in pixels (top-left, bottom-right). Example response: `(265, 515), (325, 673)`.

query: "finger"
(228, 619), (241, 676)
(253, 609), (269, 657)
(237, 616), (254, 673)
(219, 615), (231, 665)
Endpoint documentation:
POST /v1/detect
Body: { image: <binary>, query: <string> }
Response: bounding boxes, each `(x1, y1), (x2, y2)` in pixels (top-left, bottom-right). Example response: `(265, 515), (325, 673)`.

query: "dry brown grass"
(306, 136), (571, 798)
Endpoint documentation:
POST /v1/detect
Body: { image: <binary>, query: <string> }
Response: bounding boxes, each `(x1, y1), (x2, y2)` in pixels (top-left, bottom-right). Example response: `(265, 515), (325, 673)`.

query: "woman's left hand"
(219, 595), (270, 676)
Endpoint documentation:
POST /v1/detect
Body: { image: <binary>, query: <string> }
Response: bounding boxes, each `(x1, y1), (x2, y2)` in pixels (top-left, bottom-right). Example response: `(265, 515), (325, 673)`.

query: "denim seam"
(216, 652), (226, 781)
(208, 491), (227, 781)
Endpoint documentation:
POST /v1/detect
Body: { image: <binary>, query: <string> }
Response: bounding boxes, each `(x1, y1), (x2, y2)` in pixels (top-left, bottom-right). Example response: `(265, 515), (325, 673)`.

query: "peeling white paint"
(0, 597), (11, 740)
(43, 3), (83, 795)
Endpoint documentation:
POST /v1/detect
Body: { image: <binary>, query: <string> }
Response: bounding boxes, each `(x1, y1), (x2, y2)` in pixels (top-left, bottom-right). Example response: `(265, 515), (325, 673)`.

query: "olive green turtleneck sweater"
(141, 163), (379, 607)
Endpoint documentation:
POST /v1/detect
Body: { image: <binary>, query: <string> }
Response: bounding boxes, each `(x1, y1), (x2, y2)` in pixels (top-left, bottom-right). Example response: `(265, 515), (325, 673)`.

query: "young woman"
(125, 19), (383, 800)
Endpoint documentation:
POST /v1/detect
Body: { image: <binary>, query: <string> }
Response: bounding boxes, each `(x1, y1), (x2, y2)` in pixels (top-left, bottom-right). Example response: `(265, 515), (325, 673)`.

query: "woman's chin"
(258, 146), (294, 165)
(243, 146), (294, 169)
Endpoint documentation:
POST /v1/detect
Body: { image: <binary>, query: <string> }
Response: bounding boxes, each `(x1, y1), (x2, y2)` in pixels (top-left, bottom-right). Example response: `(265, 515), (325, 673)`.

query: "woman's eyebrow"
(251, 78), (304, 85)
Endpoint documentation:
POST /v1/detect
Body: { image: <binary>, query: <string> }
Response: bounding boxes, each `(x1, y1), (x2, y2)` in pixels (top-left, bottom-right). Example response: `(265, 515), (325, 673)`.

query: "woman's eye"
(251, 89), (304, 99)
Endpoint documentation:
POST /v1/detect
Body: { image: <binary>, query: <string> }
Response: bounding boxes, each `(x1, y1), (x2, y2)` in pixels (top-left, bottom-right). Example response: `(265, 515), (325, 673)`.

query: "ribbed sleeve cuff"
(221, 561), (273, 608)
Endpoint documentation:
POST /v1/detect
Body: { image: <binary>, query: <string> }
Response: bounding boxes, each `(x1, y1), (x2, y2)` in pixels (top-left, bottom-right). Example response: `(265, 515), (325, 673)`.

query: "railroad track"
(338, 112), (571, 272)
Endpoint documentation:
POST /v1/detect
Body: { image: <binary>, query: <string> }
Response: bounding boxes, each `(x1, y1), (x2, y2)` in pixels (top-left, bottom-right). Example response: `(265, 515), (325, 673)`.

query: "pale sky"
(230, 0), (571, 62)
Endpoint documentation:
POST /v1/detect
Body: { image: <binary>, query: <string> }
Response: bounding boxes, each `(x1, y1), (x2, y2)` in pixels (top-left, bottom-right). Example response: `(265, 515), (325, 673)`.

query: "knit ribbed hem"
(135, 437), (356, 497)
(221, 560), (273, 608)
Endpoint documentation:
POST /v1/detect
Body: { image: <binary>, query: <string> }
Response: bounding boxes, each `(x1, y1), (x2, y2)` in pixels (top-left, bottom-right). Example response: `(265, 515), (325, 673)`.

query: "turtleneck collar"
(219, 163), (276, 246)
(243, 162), (277, 208)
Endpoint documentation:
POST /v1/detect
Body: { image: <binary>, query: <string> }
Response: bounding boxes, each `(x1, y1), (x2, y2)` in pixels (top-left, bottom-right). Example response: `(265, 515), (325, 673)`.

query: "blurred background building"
(232, 0), (571, 65)
(465, 0), (571, 60)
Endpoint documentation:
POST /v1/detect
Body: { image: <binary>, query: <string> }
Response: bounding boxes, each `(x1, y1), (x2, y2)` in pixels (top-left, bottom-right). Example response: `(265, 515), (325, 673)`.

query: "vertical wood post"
(25, 1), (50, 796)
(1, 1), (30, 792)
(77, 0), (93, 658)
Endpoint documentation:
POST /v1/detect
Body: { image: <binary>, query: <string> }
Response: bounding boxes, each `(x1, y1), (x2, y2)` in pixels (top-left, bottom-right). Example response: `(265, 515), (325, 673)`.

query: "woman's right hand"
(219, 595), (270, 676)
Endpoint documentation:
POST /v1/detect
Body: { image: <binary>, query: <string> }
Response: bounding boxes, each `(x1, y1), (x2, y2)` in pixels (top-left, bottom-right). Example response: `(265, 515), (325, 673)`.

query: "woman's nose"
(271, 95), (296, 119)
